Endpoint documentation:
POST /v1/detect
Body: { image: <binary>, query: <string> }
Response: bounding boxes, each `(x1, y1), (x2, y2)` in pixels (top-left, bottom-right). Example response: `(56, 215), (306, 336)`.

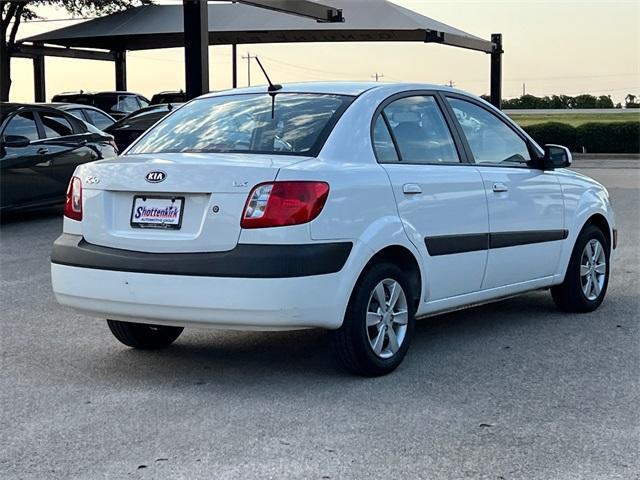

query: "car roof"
(37, 102), (103, 111)
(202, 82), (467, 98)
(53, 91), (143, 97)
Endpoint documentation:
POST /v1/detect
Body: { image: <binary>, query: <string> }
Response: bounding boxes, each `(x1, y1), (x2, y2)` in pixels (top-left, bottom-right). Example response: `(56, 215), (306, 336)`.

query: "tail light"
(241, 181), (329, 229)
(64, 176), (83, 221)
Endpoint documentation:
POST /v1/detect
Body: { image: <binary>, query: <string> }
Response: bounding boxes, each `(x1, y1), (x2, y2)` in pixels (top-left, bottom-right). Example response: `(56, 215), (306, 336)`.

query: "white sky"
(8, 0), (640, 103)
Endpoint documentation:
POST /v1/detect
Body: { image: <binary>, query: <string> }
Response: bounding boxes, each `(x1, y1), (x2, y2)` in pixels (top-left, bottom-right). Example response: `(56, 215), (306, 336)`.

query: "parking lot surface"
(1, 159), (638, 480)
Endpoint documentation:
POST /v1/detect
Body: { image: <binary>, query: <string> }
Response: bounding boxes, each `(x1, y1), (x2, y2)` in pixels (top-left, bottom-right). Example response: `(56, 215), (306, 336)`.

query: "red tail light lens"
(64, 176), (83, 221)
(241, 181), (329, 229)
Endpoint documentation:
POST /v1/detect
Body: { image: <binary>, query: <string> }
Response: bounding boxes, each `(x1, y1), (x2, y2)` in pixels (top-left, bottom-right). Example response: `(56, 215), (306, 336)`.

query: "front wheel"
(551, 225), (610, 313)
(107, 320), (183, 349)
(331, 262), (416, 377)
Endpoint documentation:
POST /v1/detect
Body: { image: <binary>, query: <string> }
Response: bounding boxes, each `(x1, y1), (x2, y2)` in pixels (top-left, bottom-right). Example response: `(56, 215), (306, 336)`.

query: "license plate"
(130, 195), (185, 230)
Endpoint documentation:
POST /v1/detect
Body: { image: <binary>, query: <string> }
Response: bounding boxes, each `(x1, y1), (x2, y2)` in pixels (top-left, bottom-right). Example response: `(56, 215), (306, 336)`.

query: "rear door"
(374, 93), (489, 301)
(444, 95), (564, 289)
(33, 109), (98, 200)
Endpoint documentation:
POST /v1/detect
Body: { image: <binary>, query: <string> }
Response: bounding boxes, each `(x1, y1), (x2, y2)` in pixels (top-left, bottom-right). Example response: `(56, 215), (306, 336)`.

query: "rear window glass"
(94, 95), (140, 114)
(128, 93), (353, 156)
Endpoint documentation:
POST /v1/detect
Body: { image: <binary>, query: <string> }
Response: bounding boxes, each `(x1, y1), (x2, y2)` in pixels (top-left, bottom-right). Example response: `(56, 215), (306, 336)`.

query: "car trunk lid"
(78, 153), (309, 253)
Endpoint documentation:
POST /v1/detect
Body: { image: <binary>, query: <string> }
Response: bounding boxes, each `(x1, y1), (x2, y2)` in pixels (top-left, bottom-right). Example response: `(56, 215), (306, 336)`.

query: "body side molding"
(425, 230), (569, 256)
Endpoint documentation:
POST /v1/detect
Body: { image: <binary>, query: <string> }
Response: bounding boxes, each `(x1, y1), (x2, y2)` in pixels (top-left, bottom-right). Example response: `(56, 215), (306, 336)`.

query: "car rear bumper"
(52, 234), (352, 278)
(51, 235), (354, 330)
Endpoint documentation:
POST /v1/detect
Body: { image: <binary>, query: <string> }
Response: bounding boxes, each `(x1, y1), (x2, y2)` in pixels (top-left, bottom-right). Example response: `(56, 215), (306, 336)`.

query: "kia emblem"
(145, 171), (166, 183)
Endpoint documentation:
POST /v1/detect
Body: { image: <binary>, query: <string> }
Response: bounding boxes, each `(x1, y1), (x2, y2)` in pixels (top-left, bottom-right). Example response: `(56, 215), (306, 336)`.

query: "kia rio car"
(51, 83), (616, 376)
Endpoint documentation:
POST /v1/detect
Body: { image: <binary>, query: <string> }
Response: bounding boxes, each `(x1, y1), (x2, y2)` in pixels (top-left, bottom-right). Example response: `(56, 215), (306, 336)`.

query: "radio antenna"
(254, 56), (282, 118)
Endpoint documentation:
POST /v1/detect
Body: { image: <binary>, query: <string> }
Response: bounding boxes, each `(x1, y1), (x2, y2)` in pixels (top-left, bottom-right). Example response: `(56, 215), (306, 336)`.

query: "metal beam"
(490, 33), (503, 109)
(425, 30), (493, 54)
(12, 43), (115, 61)
(234, 0), (343, 22)
(115, 50), (127, 91)
(183, 0), (209, 100)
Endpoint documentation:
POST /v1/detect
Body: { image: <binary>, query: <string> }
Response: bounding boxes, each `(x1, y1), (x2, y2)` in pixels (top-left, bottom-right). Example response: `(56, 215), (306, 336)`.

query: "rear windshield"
(128, 93), (353, 156)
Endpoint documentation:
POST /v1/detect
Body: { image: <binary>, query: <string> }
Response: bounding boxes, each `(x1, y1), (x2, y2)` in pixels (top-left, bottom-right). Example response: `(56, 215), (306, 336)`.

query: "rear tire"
(551, 225), (610, 313)
(107, 320), (183, 349)
(331, 262), (416, 377)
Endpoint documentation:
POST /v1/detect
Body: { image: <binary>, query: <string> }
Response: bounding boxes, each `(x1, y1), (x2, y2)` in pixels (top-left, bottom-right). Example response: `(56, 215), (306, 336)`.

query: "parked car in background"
(42, 103), (116, 131)
(0, 103), (118, 214)
(51, 91), (150, 120)
(105, 103), (182, 152)
(50, 83), (616, 376)
(150, 90), (186, 105)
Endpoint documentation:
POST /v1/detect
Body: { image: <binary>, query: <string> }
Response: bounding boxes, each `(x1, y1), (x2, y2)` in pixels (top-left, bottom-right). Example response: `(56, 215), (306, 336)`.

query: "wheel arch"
(357, 244), (423, 311)
(583, 213), (612, 251)
(559, 212), (613, 282)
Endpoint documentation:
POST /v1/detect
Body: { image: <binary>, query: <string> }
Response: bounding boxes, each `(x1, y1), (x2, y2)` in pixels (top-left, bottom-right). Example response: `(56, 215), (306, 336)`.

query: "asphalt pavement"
(1, 159), (638, 480)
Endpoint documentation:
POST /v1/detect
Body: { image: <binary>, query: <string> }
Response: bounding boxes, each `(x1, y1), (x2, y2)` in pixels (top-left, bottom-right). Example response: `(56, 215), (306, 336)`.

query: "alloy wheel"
(366, 279), (409, 359)
(580, 239), (607, 301)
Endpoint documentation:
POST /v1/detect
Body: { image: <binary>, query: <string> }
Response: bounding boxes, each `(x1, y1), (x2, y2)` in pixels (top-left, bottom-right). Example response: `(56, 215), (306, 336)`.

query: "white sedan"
(51, 83), (616, 376)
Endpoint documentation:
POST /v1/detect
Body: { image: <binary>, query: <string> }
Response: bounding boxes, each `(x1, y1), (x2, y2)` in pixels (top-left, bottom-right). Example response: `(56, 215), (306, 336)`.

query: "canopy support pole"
(33, 43), (46, 102)
(183, 0), (210, 100)
(490, 33), (503, 110)
(232, 44), (238, 88)
(115, 50), (127, 91)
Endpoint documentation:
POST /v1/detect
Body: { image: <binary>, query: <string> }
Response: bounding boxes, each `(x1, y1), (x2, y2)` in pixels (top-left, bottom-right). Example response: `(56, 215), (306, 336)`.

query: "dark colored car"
(43, 103), (116, 130)
(105, 103), (182, 152)
(0, 103), (118, 214)
(150, 90), (186, 105)
(51, 91), (150, 120)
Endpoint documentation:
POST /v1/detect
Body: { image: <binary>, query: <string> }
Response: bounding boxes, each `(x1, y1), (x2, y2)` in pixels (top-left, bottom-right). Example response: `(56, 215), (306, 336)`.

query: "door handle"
(403, 183), (422, 195)
(37, 147), (49, 155)
(492, 182), (509, 193)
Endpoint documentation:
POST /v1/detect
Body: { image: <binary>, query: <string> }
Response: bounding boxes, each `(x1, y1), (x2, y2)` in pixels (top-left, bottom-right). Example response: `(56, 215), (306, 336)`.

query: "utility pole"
(447, 80), (455, 88)
(522, 83), (526, 96)
(241, 52), (257, 86)
(371, 73), (384, 82)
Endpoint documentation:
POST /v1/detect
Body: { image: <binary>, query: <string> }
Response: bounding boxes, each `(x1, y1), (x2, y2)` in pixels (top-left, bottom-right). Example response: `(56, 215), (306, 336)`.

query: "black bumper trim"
(51, 234), (352, 278)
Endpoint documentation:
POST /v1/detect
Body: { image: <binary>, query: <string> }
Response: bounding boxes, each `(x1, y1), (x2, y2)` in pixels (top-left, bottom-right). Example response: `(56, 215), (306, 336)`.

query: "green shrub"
(576, 122), (640, 154)
(523, 122), (578, 151)
(523, 121), (640, 153)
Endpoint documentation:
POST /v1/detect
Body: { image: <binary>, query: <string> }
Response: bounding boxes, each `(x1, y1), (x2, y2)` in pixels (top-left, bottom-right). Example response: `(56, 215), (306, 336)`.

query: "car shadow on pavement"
(93, 290), (562, 385)
(0, 206), (63, 225)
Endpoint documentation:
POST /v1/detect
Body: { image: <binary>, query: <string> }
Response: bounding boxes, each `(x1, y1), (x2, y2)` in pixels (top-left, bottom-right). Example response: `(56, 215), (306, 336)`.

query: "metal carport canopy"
(18, 0), (502, 106)
(23, 0), (493, 52)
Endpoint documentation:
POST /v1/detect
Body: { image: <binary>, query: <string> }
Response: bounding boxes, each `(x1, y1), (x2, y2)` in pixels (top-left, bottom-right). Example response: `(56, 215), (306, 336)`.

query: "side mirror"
(2, 135), (31, 148)
(543, 144), (572, 170)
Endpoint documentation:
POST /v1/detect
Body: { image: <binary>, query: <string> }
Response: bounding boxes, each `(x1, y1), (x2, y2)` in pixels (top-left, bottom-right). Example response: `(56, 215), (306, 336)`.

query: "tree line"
(481, 93), (640, 110)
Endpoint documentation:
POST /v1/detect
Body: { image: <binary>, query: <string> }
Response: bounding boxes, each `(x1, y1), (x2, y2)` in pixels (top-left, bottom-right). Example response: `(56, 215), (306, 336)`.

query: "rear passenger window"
(372, 116), (399, 163)
(4, 111), (39, 141)
(381, 96), (459, 164)
(39, 111), (74, 138)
